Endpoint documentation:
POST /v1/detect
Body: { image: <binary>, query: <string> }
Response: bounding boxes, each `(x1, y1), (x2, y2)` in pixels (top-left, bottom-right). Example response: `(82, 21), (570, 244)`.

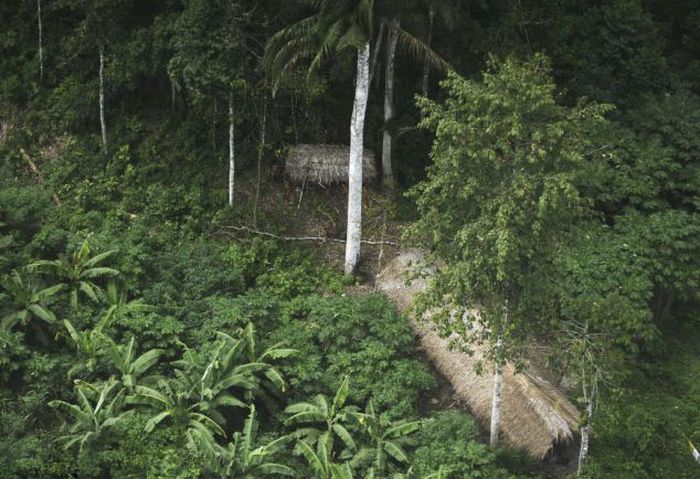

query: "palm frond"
(397, 28), (450, 72)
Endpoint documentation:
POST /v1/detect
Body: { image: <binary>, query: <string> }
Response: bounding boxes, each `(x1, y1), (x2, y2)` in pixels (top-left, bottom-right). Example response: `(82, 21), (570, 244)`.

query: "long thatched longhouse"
(376, 250), (579, 460)
(286, 144), (377, 185)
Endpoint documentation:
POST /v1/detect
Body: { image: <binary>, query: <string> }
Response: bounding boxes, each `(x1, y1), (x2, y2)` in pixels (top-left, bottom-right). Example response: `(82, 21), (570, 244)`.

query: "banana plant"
(421, 467), (452, 479)
(29, 236), (119, 308)
(351, 401), (421, 478)
(298, 437), (355, 479)
(100, 279), (153, 327)
(131, 378), (226, 440)
(49, 379), (131, 452)
(285, 375), (359, 461)
(171, 340), (266, 426)
(194, 405), (295, 478)
(63, 319), (102, 376)
(101, 335), (162, 392)
(0, 269), (63, 329)
(217, 322), (296, 406)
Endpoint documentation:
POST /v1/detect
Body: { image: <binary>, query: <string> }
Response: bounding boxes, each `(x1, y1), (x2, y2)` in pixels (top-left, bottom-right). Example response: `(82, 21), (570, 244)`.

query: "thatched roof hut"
(286, 144), (377, 185)
(376, 250), (579, 460)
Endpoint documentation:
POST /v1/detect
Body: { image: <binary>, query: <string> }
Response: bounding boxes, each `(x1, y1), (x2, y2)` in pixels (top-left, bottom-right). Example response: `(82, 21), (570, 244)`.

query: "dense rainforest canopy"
(0, 0), (698, 478)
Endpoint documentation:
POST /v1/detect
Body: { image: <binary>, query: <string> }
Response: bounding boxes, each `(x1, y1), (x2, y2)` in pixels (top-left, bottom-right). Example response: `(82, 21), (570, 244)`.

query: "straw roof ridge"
(375, 249), (580, 460)
(286, 143), (378, 185)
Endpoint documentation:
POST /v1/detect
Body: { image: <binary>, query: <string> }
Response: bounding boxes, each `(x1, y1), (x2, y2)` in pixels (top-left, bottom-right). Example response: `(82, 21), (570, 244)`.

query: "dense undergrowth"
(0, 137), (529, 477)
(2, 0), (700, 476)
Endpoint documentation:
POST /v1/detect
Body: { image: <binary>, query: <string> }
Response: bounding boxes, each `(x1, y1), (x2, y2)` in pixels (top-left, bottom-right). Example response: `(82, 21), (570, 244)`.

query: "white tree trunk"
(578, 425), (590, 475)
(37, 0), (43, 82)
(421, 2), (436, 98)
(490, 335), (504, 447)
(577, 378), (596, 475)
(99, 43), (107, 153)
(344, 41), (371, 275)
(228, 92), (235, 207)
(381, 19), (400, 187)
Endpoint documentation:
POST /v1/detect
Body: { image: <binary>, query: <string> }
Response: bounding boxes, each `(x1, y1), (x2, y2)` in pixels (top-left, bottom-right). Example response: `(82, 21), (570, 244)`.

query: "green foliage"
(49, 379), (132, 453)
(0, 185), (52, 244)
(2, 0), (699, 476)
(582, 326), (700, 479)
(132, 323), (292, 442)
(29, 235), (119, 308)
(408, 54), (610, 354)
(1, 269), (62, 329)
(194, 405), (295, 478)
(351, 401), (421, 477)
(411, 411), (515, 479)
(93, 412), (201, 479)
(100, 334), (162, 392)
(285, 375), (360, 458)
(274, 294), (435, 418)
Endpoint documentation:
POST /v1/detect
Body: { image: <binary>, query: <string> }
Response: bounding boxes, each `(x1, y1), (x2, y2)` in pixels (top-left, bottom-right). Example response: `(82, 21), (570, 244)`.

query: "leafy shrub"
(273, 294), (435, 418)
(0, 185), (52, 244)
(411, 410), (516, 479)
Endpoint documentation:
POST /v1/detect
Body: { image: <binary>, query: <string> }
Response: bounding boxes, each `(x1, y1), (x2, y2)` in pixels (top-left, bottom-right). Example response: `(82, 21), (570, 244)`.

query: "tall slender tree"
(407, 55), (609, 446)
(37, 0), (43, 82)
(98, 41), (107, 153)
(380, 18), (400, 187)
(375, 8), (449, 187)
(167, 0), (253, 207)
(265, 0), (375, 275)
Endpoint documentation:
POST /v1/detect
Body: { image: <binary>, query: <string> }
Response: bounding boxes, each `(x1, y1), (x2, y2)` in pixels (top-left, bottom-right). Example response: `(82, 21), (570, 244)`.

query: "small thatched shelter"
(286, 144), (377, 185)
(376, 250), (579, 460)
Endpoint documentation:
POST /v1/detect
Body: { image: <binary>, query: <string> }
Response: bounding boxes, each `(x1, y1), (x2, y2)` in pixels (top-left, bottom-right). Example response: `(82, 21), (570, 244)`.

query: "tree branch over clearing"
(221, 225), (399, 246)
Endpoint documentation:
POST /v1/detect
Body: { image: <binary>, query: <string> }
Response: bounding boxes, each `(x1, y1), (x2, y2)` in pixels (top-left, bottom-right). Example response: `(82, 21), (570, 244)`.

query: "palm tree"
(29, 236), (119, 308)
(49, 379), (132, 452)
(193, 405), (295, 478)
(265, 0), (374, 275)
(0, 269), (63, 329)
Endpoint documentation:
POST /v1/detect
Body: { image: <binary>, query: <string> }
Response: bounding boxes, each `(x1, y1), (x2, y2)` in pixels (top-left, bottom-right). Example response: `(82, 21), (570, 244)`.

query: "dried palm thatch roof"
(286, 144), (377, 185)
(376, 250), (579, 460)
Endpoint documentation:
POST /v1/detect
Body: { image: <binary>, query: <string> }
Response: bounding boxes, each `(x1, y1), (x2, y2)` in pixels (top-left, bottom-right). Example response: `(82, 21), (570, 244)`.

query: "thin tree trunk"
(254, 95), (267, 226)
(344, 41), (370, 275)
(369, 19), (385, 87)
(228, 92), (235, 207)
(421, 1), (436, 98)
(212, 98), (217, 151)
(490, 298), (509, 447)
(99, 42), (107, 154)
(577, 373), (596, 475)
(37, 0), (43, 82)
(490, 334), (504, 447)
(381, 19), (400, 188)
